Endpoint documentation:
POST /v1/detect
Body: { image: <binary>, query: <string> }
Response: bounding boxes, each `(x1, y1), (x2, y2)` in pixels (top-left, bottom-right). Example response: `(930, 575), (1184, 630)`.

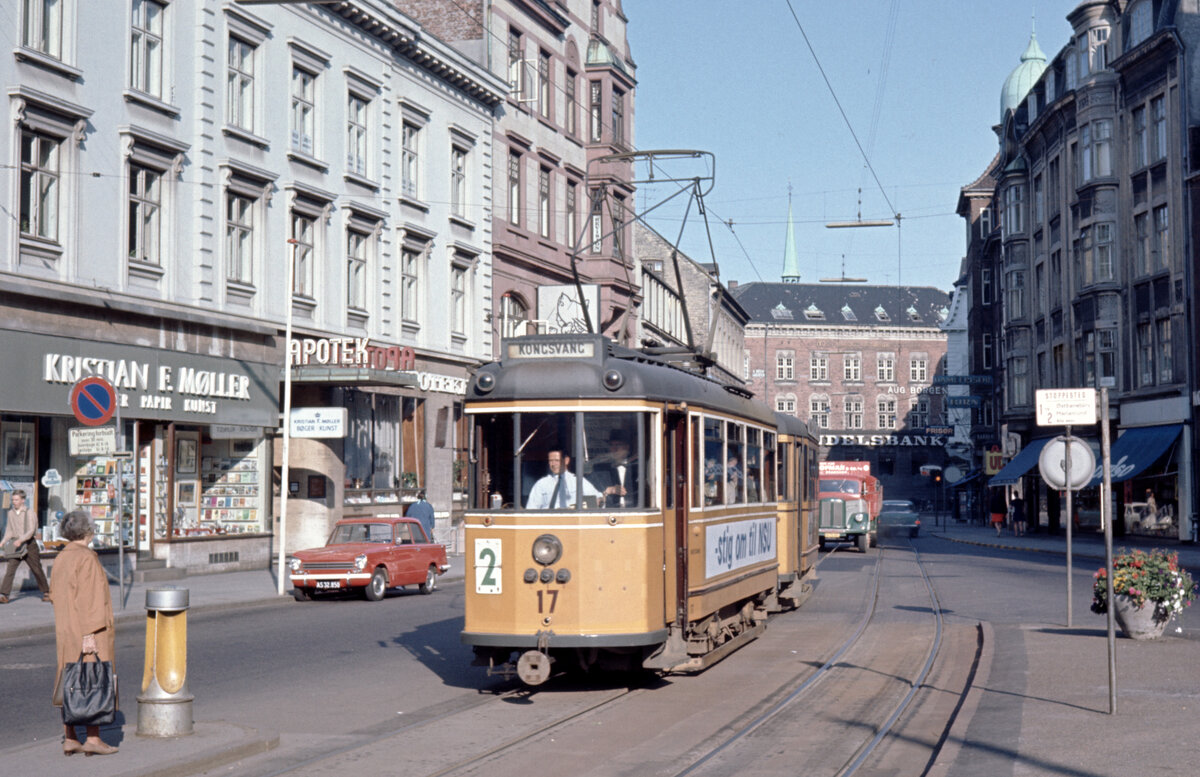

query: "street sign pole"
(1064, 424), (1072, 628)
(117, 397), (124, 608)
(1100, 387), (1117, 714)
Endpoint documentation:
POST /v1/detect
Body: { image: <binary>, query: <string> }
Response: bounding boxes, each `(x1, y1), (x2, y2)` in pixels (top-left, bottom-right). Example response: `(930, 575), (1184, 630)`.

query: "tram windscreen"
(472, 411), (655, 510)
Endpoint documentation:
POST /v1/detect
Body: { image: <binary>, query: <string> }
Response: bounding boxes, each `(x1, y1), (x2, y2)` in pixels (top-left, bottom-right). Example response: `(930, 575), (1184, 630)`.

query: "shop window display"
(73, 457), (134, 548)
(199, 439), (263, 534)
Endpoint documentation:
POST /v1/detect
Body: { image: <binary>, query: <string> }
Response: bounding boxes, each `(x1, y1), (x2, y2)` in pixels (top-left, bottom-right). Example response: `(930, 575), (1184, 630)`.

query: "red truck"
(289, 516), (450, 601)
(817, 461), (882, 552)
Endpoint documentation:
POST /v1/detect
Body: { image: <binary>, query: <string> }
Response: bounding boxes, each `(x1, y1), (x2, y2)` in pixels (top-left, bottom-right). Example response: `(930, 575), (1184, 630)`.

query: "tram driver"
(526, 449), (616, 509)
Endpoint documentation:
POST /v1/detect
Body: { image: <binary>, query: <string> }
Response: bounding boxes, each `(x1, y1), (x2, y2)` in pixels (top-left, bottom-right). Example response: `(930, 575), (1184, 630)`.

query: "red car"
(289, 516), (450, 601)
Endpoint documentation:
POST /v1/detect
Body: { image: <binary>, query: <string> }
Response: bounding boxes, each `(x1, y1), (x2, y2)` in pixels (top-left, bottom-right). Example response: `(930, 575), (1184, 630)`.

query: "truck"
(817, 461), (882, 552)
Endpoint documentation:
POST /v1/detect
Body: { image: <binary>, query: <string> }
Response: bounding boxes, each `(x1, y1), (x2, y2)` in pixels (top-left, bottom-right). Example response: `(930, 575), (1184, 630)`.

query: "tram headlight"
(531, 534), (563, 566)
(602, 369), (624, 391)
(474, 372), (496, 394)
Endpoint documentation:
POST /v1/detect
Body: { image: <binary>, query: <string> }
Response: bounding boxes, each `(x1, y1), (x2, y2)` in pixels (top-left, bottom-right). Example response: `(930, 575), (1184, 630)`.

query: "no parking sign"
(70, 376), (118, 426)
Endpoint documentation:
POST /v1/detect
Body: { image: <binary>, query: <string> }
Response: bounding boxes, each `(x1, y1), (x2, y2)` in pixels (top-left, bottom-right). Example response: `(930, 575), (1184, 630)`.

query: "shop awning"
(948, 469), (981, 488)
(988, 438), (1053, 487)
(1087, 424), (1182, 487)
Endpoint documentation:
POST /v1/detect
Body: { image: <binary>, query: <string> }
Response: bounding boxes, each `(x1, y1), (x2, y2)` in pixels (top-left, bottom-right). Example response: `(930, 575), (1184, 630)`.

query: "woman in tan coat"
(50, 510), (118, 756)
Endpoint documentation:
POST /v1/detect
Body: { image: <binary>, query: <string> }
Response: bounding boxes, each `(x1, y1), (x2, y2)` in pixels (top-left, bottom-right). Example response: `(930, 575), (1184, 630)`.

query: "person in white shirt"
(526, 449), (609, 509)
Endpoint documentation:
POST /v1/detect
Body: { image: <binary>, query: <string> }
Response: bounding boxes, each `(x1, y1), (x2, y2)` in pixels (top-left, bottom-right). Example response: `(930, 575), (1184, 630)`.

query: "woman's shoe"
(43, 593), (52, 602)
(0, 595), (8, 604)
(82, 739), (118, 756)
(63, 739), (84, 756)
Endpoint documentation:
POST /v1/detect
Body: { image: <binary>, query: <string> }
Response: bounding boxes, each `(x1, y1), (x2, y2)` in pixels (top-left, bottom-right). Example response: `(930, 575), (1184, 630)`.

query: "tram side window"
(700, 417), (724, 506)
(726, 421), (744, 504)
(745, 428), (762, 502)
(762, 431), (776, 501)
(474, 412), (516, 509)
(777, 441), (791, 501)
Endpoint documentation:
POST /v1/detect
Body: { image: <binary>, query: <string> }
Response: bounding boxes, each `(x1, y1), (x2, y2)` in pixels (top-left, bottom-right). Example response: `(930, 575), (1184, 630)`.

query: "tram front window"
(472, 410), (655, 510)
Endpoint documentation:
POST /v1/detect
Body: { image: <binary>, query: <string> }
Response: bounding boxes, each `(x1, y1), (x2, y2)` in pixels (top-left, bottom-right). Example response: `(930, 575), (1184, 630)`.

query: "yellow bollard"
(137, 587), (194, 736)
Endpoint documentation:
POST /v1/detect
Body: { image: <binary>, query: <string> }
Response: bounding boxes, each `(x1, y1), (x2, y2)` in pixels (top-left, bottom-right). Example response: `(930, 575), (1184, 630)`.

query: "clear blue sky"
(628, 1), (1080, 291)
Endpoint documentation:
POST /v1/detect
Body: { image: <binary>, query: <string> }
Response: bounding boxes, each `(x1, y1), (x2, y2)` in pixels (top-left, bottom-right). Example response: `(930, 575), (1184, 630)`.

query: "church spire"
(782, 186), (800, 283)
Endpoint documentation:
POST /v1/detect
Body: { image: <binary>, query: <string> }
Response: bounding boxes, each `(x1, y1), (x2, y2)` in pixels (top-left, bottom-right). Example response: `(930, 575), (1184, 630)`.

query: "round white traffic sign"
(1038, 436), (1096, 491)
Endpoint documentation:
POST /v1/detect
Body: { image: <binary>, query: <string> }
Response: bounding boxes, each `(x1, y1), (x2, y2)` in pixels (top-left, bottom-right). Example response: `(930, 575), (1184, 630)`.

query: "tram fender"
(641, 626), (688, 671)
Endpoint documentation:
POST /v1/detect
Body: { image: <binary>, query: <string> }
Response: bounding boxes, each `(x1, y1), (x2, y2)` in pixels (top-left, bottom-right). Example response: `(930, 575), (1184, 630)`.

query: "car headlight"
(354, 553), (368, 571)
(532, 534), (562, 566)
(289, 557), (302, 572)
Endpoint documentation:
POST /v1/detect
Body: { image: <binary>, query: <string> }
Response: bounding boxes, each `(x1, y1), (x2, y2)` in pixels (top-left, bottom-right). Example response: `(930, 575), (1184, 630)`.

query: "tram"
(461, 333), (820, 685)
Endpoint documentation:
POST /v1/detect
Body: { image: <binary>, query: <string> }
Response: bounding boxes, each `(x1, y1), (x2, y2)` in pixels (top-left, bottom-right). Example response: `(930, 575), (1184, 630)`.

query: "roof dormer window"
(907, 306), (921, 322)
(875, 305), (890, 322)
(771, 303), (793, 320)
(803, 304), (825, 321)
(840, 304), (856, 321)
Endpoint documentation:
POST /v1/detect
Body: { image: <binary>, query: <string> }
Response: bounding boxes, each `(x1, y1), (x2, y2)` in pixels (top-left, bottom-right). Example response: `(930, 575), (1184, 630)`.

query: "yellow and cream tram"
(462, 334), (819, 685)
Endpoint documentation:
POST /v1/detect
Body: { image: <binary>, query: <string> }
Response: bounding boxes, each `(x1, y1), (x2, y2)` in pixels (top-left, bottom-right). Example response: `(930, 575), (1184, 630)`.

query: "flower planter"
(1112, 593), (1168, 640)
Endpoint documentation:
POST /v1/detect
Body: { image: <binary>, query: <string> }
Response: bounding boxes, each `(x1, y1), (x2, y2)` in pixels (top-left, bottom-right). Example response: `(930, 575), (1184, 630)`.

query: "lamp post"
(277, 238), (298, 596)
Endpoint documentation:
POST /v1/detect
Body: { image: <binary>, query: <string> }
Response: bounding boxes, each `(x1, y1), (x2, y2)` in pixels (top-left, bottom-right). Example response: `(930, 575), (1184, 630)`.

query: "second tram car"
(461, 334), (819, 685)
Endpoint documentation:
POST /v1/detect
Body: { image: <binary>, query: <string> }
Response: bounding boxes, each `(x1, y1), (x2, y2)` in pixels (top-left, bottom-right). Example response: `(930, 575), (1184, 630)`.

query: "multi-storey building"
(405, 0), (638, 347)
(974, 1), (1198, 539)
(1, 1), (504, 572)
(733, 281), (951, 505)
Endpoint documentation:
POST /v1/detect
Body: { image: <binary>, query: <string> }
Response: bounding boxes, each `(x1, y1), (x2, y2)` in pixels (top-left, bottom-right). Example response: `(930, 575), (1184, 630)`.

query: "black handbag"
(61, 652), (117, 726)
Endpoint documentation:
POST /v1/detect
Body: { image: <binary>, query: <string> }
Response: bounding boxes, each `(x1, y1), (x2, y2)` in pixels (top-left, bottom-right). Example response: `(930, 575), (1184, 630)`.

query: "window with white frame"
(566, 180), (578, 246)
(1137, 322), (1154, 386)
(225, 191), (255, 284)
(290, 66), (316, 156)
(982, 333), (994, 369)
(128, 164), (161, 264)
(1033, 174), (1043, 224)
(401, 121), (420, 199)
(980, 398), (994, 428)
(776, 395), (796, 414)
(451, 263), (469, 337)
(910, 396), (929, 428)
(226, 37), (256, 131)
(810, 396), (830, 429)
(1135, 212), (1151, 274)
(1003, 184), (1025, 235)
(1157, 318), (1173, 383)
(1094, 223), (1113, 281)
(981, 267), (993, 304)
(776, 351), (794, 381)
(346, 229), (368, 312)
(909, 356), (928, 383)
(538, 166), (551, 239)
(978, 206), (992, 239)
(508, 151), (522, 226)
(589, 81), (602, 142)
(22, 0), (64, 59)
(289, 211), (315, 298)
(877, 397), (897, 429)
(844, 353), (861, 381)
(1006, 269), (1025, 319)
(20, 129), (61, 242)
(442, 145), (464, 219)
(1007, 356), (1029, 406)
(565, 70), (577, 136)
(612, 194), (625, 258)
(844, 396), (863, 429)
(1098, 328), (1116, 384)
(877, 354), (894, 382)
(537, 49), (550, 119)
(1154, 204), (1169, 268)
(1132, 106), (1147, 168)
(612, 88), (625, 146)
(1087, 26), (1109, 72)
(1151, 96), (1166, 161)
(501, 294), (528, 337)
(1089, 119), (1112, 178)
(401, 247), (420, 323)
(589, 187), (603, 253)
(810, 354), (828, 381)
(130, 0), (165, 98)
(346, 93), (369, 177)
(507, 28), (524, 99)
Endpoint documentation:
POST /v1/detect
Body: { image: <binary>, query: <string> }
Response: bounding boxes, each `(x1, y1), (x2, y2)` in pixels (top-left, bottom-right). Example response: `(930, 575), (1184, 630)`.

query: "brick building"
(732, 282), (951, 505)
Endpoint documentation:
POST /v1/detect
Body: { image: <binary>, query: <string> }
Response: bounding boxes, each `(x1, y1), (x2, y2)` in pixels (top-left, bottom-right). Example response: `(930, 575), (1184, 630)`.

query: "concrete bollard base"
(137, 695), (195, 737)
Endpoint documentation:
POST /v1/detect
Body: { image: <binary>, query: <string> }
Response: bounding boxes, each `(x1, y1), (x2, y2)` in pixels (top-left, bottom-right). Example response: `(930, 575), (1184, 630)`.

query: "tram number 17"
(537, 589), (558, 613)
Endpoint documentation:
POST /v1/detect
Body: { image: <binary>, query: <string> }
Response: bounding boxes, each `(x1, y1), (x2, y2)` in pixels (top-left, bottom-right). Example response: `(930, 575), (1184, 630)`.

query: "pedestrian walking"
(51, 510), (118, 756)
(0, 490), (51, 603)
(990, 491), (1006, 537)
(407, 491), (436, 543)
(1011, 495), (1026, 536)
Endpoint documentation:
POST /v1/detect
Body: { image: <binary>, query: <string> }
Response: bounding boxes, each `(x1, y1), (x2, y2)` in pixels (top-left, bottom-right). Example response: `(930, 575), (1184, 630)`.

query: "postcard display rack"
(200, 441), (262, 534)
(75, 458), (135, 549)
(137, 439), (168, 548)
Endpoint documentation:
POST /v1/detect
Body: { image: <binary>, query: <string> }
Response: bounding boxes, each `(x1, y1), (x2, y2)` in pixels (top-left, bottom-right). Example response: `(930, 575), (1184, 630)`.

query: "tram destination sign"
(1035, 388), (1097, 426)
(505, 339), (596, 361)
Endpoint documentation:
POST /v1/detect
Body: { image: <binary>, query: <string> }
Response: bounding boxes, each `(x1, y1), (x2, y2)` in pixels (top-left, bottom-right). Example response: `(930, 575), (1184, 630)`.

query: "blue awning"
(948, 469), (980, 487)
(1087, 424), (1182, 487)
(988, 438), (1054, 487)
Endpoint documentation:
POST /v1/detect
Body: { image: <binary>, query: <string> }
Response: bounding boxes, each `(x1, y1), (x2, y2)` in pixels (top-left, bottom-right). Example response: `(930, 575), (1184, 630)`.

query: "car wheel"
(419, 565), (437, 595)
(292, 587), (312, 602)
(364, 567), (388, 601)
(857, 533), (870, 553)
(819, 537), (826, 551)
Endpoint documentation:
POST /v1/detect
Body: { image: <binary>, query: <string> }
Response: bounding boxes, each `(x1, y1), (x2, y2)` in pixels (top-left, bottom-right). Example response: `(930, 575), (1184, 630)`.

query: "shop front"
(282, 338), (471, 554)
(0, 329), (279, 573)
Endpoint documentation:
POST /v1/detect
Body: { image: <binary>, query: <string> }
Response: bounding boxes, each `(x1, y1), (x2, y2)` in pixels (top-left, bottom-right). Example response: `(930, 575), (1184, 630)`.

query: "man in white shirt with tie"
(526, 449), (607, 509)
